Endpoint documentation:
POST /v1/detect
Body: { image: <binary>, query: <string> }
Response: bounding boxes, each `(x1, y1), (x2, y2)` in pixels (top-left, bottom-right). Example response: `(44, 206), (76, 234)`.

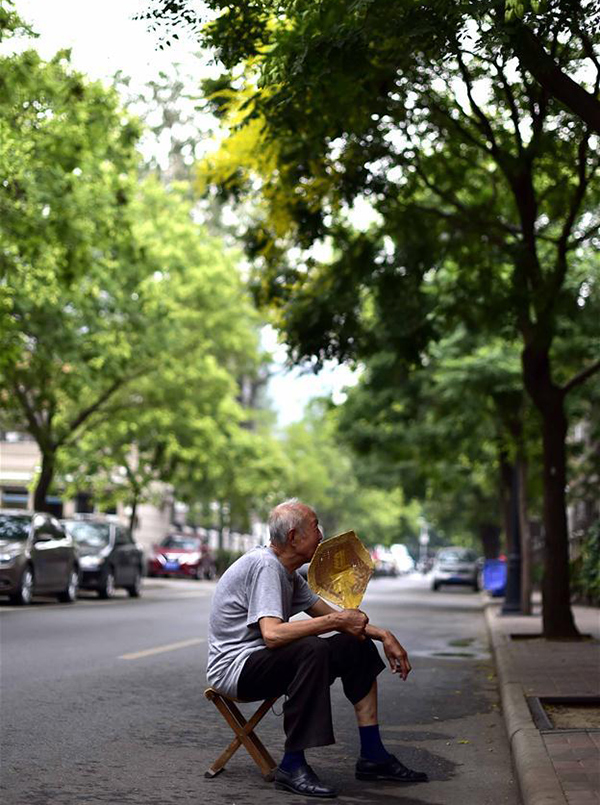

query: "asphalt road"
(1, 573), (521, 805)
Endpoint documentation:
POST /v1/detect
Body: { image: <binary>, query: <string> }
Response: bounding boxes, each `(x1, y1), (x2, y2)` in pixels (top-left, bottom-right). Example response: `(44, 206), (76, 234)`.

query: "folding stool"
(204, 687), (279, 780)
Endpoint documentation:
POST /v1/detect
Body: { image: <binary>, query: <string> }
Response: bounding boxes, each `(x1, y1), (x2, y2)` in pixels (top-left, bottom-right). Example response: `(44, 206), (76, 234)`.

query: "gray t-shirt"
(207, 546), (320, 697)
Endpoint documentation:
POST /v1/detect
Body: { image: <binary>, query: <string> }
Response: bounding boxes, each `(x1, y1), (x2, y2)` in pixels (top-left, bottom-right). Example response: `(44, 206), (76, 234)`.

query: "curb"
(484, 603), (567, 805)
(142, 578), (218, 589)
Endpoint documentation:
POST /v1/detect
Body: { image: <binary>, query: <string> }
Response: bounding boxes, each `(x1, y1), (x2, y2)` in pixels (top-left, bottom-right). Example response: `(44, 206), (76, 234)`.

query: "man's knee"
(294, 635), (330, 667)
(298, 635), (329, 653)
(361, 636), (380, 659)
(330, 633), (379, 659)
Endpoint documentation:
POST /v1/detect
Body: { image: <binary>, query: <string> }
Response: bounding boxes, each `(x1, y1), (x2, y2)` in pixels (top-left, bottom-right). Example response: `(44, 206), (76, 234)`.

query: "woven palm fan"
(307, 531), (375, 609)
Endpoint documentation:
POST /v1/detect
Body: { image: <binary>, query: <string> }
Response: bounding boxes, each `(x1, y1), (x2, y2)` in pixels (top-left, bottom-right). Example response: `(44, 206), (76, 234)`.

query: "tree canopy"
(145, 0), (600, 636)
(137, 0), (600, 131)
(280, 401), (422, 551)
(0, 40), (274, 530)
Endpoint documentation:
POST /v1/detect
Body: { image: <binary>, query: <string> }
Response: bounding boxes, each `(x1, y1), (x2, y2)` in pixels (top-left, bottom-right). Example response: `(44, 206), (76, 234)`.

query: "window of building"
(1, 487), (29, 510)
(0, 431), (35, 442)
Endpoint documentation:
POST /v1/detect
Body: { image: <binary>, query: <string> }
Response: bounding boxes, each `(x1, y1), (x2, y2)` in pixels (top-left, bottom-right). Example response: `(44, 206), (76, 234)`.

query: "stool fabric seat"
(204, 687), (278, 780)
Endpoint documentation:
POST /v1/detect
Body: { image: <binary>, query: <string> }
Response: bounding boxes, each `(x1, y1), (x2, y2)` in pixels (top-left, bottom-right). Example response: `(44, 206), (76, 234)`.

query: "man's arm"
(306, 598), (412, 680)
(258, 606), (368, 649)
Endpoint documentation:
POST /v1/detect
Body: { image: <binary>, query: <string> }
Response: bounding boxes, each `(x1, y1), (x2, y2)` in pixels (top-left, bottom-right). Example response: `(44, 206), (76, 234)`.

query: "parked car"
(62, 517), (144, 599)
(431, 547), (480, 591)
(0, 510), (79, 605)
(389, 543), (415, 574)
(372, 555), (398, 577)
(147, 534), (216, 580)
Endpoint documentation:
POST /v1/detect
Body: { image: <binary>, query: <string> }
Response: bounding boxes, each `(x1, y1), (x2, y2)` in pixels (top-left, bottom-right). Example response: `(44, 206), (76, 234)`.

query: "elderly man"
(207, 499), (427, 798)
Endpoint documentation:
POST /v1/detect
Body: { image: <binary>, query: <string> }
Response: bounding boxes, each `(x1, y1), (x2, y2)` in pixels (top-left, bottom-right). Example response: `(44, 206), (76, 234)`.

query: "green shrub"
(570, 522), (600, 605)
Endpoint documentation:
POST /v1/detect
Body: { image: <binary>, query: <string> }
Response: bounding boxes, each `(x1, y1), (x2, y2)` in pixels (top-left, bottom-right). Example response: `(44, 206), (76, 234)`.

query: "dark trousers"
(237, 634), (385, 752)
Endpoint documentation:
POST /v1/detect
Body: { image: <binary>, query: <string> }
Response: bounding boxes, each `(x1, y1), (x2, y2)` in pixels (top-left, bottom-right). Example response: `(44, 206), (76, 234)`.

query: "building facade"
(0, 432), (260, 554)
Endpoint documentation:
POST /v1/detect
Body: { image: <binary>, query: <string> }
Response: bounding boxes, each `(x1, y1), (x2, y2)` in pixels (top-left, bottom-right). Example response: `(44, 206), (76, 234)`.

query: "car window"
(0, 514), (31, 541)
(64, 521), (111, 548)
(438, 548), (477, 562)
(161, 536), (201, 550)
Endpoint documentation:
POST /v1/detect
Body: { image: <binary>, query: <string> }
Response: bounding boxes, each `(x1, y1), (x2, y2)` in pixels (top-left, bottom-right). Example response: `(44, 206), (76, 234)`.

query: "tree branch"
(59, 401), (140, 448)
(12, 383), (48, 448)
(567, 220), (600, 250)
(412, 160), (469, 215)
(56, 378), (126, 446)
(554, 133), (590, 292)
(426, 97), (493, 156)
(562, 359), (600, 396)
(455, 53), (500, 154)
(573, 1), (600, 75)
(508, 21), (600, 135)
(494, 55), (524, 155)
(55, 369), (148, 448)
(408, 204), (511, 248)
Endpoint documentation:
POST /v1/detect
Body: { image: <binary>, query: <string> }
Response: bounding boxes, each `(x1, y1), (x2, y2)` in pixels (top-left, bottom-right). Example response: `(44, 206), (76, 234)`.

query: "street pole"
(502, 463), (522, 614)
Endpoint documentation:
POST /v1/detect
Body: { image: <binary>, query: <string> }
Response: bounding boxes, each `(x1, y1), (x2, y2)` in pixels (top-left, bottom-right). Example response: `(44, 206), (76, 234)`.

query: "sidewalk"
(485, 598), (600, 805)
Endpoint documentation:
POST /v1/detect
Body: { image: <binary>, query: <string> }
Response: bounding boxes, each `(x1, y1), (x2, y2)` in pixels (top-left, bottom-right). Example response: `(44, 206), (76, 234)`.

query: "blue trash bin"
(483, 559), (507, 597)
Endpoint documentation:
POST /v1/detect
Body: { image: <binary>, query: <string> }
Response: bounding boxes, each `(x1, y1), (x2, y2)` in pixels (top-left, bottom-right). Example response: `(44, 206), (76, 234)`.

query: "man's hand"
(306, 600), (411, 672)
(336, 608), (369, 639)
(382, 632), (412, 680)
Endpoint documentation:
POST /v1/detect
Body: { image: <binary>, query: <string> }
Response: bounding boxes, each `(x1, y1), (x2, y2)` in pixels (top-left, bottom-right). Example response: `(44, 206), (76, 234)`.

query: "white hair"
(268, 498), (311, 546)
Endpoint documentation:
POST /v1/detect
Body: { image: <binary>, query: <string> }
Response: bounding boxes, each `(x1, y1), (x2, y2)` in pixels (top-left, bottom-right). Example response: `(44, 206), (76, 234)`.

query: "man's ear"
(287, 528), (297, 546)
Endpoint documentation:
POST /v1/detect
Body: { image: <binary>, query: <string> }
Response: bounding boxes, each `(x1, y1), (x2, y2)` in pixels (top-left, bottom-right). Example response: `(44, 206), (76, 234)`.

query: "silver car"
(431, 547), (480, 592)
(0, 510), (79, 604)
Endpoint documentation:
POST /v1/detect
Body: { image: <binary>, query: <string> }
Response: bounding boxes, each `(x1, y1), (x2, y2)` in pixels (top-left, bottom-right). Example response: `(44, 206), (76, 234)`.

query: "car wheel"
(10, 566), (34, 605)
(126, 568), (142, 598)
(58, 568), (79, 603)
(432, 581), (440, 591)
(98, 568), (116, 599)
(472, 580), (480, 592)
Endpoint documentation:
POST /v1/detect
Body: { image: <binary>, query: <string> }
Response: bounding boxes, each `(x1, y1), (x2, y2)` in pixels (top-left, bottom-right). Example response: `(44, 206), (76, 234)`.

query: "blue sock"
(359, 724), (392, 762)
(280, 749), (306, 772)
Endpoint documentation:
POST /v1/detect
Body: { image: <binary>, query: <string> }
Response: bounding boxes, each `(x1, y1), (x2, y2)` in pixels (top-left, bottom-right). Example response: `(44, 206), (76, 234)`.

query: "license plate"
(164, 561), (180, 571)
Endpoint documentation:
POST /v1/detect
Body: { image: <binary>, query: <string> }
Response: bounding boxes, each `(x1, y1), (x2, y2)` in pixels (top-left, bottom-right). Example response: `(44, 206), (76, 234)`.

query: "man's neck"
(269, 542), (302, 574)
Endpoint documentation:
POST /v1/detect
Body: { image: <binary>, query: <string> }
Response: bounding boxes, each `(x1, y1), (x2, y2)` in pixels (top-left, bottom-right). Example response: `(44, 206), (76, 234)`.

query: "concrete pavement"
(2, 574), (520, 804)
(485, 598), (600, 805)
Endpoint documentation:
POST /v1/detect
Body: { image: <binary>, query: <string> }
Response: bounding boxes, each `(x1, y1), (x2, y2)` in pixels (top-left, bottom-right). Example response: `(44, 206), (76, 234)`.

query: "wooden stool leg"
(224, 699), (277, 780)
(205, 733), (242, 778)
(204, 690), (278, 780)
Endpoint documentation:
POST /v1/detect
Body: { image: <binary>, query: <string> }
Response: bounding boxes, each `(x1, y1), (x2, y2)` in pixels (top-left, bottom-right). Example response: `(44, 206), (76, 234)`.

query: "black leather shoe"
(274, 764), (338, 798)
(355, 755), (428, 783)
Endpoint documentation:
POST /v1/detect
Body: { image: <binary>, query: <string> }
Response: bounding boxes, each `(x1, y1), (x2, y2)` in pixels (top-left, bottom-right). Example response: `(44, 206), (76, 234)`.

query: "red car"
(147, 534), (216, 580)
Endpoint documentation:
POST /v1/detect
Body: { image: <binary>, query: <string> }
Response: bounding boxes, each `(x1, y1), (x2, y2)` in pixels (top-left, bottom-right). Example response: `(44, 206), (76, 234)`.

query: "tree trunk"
(502, 463), (523, 613)
(129, 491), (140, 536)
(539, 398), (579, 637)
(508, 21), (600, 135)
(518, 458), (532, 616)
(478, 523), (501, 560)
(522, 346), (579, 639)
(499, 450), (513, 555)
(33, 450), (55, 512)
